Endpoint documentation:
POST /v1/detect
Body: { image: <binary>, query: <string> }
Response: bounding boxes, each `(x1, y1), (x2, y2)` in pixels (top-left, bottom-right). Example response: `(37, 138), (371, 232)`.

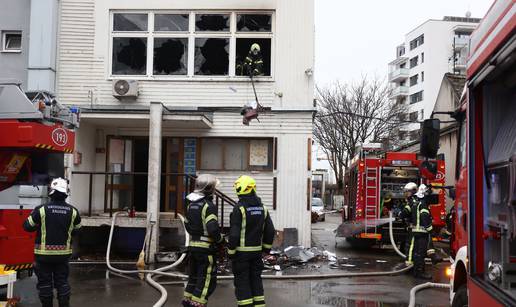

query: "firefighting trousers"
(34, 260), (71, 305)
(184, 251), (217, 305)
(232, 252), (265, 306)
(409, 233), (429, 274)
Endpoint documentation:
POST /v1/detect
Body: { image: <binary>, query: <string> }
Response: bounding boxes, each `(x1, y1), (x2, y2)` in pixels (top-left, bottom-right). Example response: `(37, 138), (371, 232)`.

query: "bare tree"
(313, 77), (408, 192)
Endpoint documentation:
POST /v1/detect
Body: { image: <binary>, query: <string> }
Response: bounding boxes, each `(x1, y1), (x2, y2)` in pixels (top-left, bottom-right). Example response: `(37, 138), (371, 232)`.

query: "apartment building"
(388, 16), (480, 142)
(0, 0), (58, 92)
(57, 0), (314, 258)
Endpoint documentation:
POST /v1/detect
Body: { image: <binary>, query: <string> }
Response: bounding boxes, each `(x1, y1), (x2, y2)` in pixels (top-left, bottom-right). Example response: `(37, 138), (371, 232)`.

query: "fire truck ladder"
(364, 167), (379, 234)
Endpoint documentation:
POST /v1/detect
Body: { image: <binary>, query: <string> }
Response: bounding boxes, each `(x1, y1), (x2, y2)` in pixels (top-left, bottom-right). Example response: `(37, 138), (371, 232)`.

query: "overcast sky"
(314, 0), (493, 86)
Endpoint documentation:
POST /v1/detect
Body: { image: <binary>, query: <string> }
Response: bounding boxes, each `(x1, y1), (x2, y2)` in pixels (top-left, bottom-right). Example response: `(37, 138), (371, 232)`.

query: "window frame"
(1, 31), (22, 53)
(108, 10), (275, 81)
(199, 137), (274, 172)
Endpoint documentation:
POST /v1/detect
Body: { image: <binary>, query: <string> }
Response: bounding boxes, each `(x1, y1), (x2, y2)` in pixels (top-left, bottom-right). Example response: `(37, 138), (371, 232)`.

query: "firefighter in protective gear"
(183, 174), (224, 307)
(229, 175), (275, 307)
(407, 184), (433, 280)
(398, 182), (418, 259)
(237, 43), (264, 77)
(23, 178), (82, 307)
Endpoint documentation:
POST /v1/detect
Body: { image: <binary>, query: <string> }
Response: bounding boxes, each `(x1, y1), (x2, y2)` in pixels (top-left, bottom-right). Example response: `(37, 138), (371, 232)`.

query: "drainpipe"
(27, 0), (58, 92)
(147, 102), (163, 263)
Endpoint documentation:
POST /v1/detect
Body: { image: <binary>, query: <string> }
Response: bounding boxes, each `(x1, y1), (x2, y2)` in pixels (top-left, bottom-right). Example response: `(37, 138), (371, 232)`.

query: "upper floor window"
(110, 11), (273, 78)
(410, 91), (423, 104)
(396, 45), (405, 57)
(409, 56), (418, 68)
(409, 74), (419, 86)
(409, 34), (424, 50)
(421, 52), (424, 63)
(1, 31), (22, 52)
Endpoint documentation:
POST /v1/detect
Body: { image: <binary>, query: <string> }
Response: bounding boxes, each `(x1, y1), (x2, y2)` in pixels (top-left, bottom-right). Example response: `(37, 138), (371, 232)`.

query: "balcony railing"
(71, 171), (237, 230)
(389, 68), (409, 82)
(389, 86), (409, 98)
(454, 36), (470, 50)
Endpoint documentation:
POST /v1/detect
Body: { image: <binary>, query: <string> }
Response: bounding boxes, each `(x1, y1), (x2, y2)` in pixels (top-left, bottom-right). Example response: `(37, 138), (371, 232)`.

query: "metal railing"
(71, 171), (237, 229)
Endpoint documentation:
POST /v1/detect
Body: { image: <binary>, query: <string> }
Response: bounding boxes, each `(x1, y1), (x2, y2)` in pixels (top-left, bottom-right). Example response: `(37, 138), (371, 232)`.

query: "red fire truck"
(339, 144), (447, 247)
(419, 1), (515, 306)
(0, 80), (78, 271)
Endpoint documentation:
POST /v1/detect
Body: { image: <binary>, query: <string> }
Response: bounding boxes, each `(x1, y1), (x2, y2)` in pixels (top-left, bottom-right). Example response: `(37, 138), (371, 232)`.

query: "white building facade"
(388, 16), (479, 142)
(57, 0), (315, 256)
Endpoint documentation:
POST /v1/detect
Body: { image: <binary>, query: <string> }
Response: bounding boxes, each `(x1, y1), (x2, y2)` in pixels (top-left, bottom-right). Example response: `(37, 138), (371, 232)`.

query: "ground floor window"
(200, 138), (273, 171)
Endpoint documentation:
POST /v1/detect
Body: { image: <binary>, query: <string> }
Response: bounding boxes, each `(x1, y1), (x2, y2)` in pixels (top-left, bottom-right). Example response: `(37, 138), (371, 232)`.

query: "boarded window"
(225, 139), (249, 170)
(112, 37), (147, 75)
(194, 38), (229, 75)
(153, 38), (188, 75)
(235, 38), (271, 76)
(154, 14), (189, 31)
(201, 139), (223, 169)
(237, 14), (272, 32)
(195, 14), (230, 32)
(113, 13), (148, 31)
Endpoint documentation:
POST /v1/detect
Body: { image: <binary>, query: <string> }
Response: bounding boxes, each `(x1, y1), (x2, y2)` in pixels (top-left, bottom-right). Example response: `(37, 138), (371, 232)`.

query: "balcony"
(454, 36), (470, 50)
(389, 86), (409, 98)
(389, 68), (410, 82)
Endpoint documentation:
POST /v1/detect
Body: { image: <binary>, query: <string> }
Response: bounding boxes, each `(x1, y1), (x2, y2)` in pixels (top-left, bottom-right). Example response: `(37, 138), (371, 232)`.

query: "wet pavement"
(7, 213), (449, 306)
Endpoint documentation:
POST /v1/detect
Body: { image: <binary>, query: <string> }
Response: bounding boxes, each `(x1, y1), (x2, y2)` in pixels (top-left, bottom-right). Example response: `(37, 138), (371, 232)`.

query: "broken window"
(113, 13), (148, 31)
(237, 14), (272, 32)
(2, 32), (22, 52)
(194, 38), (229, 75)
(112, 37), (147, 75)
(154, 14), (189, 31)
(195, 14), (230, 31)
(235, 38), (271, 76)
(153, 38), (188, 75)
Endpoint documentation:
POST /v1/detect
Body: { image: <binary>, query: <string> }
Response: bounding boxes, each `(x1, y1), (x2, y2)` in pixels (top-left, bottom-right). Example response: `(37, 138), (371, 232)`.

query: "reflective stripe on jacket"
(228, 194), (275, 255)
(23, 201), (82, 256)
(185, 196), (222, 250)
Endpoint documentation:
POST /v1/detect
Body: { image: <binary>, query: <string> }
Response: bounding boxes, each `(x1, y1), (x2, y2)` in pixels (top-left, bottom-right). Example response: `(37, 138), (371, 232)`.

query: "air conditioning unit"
(112, 79), (138, 98)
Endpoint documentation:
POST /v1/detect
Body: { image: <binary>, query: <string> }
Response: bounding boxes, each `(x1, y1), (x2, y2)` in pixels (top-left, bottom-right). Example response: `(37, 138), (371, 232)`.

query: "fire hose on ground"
(106, 212), (416, 306)
(388, 212), (451, 306)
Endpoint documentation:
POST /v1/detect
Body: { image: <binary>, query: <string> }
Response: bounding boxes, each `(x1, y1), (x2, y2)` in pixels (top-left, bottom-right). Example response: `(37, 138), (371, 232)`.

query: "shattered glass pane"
(237, 14), (272, 32)
(194, 38), (229, 75)
(153, 38), (188, 75)
(236, 38), (271, 76)
(112, 37), (147, 75)
(154, 14), (189, 32)
(195, 14), (230, 31)
(113, 13), (148, 31)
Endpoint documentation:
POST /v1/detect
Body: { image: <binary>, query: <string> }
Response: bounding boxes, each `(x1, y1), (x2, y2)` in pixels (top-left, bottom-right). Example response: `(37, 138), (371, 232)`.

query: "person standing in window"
(23, 178), (82, 307)
(237, 43), (264, 77)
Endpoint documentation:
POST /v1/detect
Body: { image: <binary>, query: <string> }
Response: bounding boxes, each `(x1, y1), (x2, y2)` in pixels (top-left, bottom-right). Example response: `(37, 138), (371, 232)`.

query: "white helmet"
(193, 174), (219, 195)
(49, 177), (68, 196)
(415, 184), (429, 199)
(403, 182), (418, 192)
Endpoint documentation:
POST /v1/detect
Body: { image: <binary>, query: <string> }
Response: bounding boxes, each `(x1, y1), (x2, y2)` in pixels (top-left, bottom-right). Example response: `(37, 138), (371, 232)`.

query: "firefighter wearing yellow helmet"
(228, 175), (275, 307)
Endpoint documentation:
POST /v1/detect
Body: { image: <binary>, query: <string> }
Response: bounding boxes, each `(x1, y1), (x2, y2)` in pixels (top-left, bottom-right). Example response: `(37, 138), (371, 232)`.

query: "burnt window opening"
(113, 13), (148, 31)
(237, 14), (272, 32)
(195, 14), (230, 32)
(194, 38), (229, 75)
(153, 38), (188, 75)
(112, 37), (147, 75)
(154, 14), (189, 32)
(236, 38), (271, 76)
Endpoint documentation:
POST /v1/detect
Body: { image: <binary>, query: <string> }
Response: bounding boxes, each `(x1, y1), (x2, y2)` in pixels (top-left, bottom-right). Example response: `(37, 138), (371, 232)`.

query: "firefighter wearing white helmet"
(406, 183), (433, 280)
(397, 182), (419, 265)
(23, 178), (82, 307)
(237, 43), (264, 76)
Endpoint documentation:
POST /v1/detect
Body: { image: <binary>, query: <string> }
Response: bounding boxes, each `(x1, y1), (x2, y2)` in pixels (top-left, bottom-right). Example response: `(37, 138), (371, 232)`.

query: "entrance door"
(164, 138), (185, 213)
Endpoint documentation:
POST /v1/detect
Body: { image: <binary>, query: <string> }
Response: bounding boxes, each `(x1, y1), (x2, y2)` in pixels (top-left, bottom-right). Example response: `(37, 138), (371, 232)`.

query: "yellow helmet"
(234, 175), (256, 196)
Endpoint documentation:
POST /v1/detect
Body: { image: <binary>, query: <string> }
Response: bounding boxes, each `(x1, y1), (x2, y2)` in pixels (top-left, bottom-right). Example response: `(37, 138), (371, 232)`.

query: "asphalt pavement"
(7, 212), (449, 306)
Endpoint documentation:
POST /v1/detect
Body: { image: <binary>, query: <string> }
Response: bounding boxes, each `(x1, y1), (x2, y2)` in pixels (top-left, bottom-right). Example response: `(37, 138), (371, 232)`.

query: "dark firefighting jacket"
(244, 52), (263, 76)
(185, 193), (223, 251)
(409, 197), (433, 234)
(228, 194), (275, 255)
(398, 196), (416, 223)
(23, 201), (82, 257)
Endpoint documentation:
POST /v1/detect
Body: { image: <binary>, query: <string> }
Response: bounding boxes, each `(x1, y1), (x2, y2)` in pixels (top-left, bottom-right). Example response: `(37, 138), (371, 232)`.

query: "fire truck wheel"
(451, 284), (468, 307)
